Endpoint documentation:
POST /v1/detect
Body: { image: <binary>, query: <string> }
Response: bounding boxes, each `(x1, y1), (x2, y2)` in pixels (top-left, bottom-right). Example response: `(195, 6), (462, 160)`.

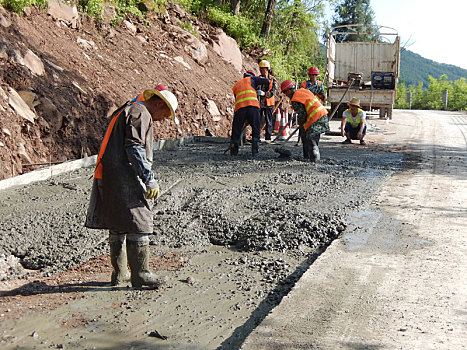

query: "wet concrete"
(0, 136), (403, 278)
(0, 134), (406, 349)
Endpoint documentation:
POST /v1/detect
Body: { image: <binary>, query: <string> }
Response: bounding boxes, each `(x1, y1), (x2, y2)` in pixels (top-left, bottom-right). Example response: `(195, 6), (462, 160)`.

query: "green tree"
(426, 74), (452, 110)
(409, 82), (427, 110)
(331, 0), (377, 42)
(395, 82), (409, 109)
(450, 78), (467, 111)
(266, 0), (321, 80)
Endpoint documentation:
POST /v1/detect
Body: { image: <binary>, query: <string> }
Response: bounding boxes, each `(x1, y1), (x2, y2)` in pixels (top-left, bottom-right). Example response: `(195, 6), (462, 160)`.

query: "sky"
(326, 0), (467, 70)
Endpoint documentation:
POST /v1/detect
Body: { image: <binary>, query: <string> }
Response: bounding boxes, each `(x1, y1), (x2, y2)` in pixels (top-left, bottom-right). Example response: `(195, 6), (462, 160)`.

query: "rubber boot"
(251, 141), (259, 157)
(303, 140), (312, 161)
(109, 241), (130, 286)
(126, 241), (163, 288)
(311, 145), (320, 162)
(230, 142), (239, 156)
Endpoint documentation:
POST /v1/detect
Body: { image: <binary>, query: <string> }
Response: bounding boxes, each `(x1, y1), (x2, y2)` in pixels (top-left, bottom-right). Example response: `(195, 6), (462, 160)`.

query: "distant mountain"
(400, 49), (467, 87)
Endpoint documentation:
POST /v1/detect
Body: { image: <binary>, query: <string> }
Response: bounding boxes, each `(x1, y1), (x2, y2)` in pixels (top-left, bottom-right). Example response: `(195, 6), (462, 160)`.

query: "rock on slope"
(0, 1), (257, 180)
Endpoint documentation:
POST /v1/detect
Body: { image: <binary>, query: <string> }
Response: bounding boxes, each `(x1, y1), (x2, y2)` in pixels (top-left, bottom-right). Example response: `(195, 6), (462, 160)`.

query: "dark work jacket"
(85, 102), (154, 233)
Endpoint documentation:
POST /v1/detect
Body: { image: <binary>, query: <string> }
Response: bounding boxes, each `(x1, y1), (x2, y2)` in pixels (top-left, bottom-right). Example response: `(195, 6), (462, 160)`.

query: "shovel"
(273, 127), (300, 158)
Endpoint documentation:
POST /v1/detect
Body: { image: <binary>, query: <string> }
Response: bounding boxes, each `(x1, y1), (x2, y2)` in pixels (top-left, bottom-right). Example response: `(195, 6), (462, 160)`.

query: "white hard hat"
(143, 86), (179, 124)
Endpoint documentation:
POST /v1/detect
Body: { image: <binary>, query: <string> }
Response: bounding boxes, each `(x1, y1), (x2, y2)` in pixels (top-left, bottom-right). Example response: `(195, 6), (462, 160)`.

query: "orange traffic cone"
(273, 108), (281, 133)
(278, 110), (289, 140)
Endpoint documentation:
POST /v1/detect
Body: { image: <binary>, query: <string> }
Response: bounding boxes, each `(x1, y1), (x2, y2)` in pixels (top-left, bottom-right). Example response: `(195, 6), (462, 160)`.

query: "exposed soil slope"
(0, 3), (254, 179)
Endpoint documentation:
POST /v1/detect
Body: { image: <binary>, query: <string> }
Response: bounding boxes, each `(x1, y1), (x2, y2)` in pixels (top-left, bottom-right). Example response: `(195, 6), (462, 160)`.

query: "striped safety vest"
(291, 88), (328, 131)
(344, 108), (365, 128)
(233, 77), (260, 112)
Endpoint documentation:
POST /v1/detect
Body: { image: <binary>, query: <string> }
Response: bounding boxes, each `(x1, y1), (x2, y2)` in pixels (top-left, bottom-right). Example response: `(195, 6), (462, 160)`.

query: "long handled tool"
(323, 78), (355, 136)
(273, 127), (300, 158)
(328, 78), (354, 122)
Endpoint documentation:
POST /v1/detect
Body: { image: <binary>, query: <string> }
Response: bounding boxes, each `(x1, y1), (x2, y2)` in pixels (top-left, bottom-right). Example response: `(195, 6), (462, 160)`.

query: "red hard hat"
(308, 66), (319, 75)
(280, 80), (294, 92)
(244, 70), (256, 77)
(155, 84), (167, 91)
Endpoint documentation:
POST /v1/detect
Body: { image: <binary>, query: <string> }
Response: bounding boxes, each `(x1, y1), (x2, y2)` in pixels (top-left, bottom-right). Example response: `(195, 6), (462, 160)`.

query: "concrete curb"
(0, 155), (97, 191)
(0, 136), (223, 191)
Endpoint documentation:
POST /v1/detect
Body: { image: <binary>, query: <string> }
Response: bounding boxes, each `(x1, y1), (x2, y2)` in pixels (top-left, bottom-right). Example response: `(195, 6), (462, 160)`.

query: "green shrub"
(78, 0), (104, 19)
(206, 7), (260, 49)
(179, 19), (199, 37)
(2, 0), (46, 14)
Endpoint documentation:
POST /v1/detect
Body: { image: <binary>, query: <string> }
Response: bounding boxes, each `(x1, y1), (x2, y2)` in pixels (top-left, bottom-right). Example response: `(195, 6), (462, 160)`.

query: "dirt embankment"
(0, 3), (259, 180)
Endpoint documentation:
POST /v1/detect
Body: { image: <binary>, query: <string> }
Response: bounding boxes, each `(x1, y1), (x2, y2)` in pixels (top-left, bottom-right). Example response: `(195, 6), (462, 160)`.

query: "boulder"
(185, 36), (208, 65)
(17, 90), (39, 110)
(17, 143), (32, 163)
(23, 49), (45, 76)
(205, 98), (220, 116)
(8, 88), (36, 123)
(123, 20), (137, 35)
(209, 29), (242, 72)
(174, 56), (191, 70)
(0, 12), (12, 28)
(38, 97), (62, 131)
(47, 0), (80, 29)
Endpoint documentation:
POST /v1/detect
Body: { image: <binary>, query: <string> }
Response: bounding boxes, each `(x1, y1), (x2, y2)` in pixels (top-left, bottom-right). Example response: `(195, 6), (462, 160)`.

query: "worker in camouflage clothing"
(281, 80), (329, 162)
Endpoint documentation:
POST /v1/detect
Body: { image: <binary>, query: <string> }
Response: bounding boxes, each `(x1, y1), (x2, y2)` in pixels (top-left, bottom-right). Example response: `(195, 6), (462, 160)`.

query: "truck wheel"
(379, 107), (386, 119)
(387, 107), (393, 120)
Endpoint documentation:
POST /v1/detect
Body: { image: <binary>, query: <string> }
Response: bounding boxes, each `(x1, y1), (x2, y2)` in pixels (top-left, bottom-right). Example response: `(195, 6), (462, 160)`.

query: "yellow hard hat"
(258, 60), (271, 69)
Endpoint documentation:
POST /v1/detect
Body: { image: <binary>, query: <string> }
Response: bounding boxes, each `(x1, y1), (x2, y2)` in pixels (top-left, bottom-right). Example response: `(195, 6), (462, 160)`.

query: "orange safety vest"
(93, 101), (139, 179)
(300, 80), (322, 89)
(291, 88), (328, 131)
(232, 77), (260, 112)
(266, 77), (275, 107)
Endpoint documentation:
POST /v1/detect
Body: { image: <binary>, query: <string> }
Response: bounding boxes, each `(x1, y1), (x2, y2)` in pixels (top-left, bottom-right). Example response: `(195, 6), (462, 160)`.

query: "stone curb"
(0, 136), (226, 191)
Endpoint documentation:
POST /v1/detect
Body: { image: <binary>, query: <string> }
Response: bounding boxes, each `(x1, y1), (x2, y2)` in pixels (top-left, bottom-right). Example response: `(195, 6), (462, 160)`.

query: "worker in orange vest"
(258, 60), (278, 142)
(231, 70), (270, 156)
(85, 85), (178, 288)
(281, 80), (329, 162)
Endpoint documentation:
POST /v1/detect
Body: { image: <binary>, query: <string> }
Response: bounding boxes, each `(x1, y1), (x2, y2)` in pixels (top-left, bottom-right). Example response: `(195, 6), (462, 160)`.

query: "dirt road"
(0, 110), (465, 349)
(242, 109), (467, 349)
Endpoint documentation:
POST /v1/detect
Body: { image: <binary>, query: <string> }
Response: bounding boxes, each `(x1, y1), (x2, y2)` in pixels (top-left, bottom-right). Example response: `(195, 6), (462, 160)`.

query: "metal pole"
(442, 90), (448, 110)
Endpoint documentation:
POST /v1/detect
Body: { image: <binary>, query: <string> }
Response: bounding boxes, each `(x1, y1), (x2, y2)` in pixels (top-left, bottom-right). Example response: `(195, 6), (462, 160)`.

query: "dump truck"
(326, 24), (400, 119)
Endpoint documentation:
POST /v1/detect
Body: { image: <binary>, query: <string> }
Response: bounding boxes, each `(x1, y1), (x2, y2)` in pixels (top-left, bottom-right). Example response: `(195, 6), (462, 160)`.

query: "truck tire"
(387, 107), (393, 120)
(379, 107), (386, 119)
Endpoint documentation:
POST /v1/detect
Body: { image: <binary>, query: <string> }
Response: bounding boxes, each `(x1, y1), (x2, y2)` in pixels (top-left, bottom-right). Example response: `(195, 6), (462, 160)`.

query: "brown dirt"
(0, 4), (257, 179)
(0, 248), (189, 322)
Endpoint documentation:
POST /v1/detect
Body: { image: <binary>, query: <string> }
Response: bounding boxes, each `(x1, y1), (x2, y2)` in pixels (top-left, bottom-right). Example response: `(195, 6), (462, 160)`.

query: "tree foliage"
(330, 0), (377, 42)
(395, 75), (467, 111)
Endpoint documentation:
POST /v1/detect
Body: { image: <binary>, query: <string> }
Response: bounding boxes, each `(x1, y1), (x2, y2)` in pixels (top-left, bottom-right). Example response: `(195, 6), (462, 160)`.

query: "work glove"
(145, 179), (160, 199)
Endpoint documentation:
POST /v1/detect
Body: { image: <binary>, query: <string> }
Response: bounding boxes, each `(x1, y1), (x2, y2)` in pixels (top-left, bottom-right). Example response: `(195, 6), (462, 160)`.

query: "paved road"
(241, 110), (467, 349)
